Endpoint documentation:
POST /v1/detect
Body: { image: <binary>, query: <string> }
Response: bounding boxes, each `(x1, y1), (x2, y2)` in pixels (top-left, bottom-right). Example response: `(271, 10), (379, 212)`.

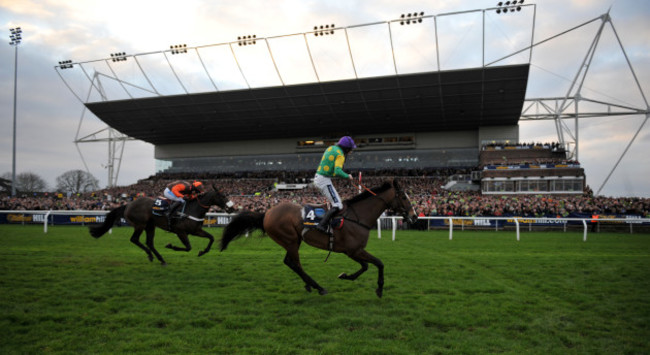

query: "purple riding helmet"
(337, 136), (357, 149)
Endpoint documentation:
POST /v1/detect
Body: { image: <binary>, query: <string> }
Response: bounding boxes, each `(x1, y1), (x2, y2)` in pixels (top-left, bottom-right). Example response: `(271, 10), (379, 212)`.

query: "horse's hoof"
(160, 262), (168, 267)
(198, 251), (205, 257)
(304, 285), (312, 293)
(338, 272), (348, 279)
(375, 289), (383, 298)
(318, 288), (328, 296)
(148, 255), (154, 262)
(165, 243), (172, 249)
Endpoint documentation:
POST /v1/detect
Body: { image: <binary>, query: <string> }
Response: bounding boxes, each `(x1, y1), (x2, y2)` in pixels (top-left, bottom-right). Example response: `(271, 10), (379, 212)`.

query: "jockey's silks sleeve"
(316, 145), (350, 179)
(171, 183), (190, 197)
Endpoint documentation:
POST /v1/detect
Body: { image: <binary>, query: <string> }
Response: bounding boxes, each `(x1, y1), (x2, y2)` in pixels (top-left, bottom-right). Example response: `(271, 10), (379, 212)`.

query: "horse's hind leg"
(144, 224), (167, 266)
(283, 250), (327, 296)
(130, 229), (154, 262)
(341, 249), (384, 298)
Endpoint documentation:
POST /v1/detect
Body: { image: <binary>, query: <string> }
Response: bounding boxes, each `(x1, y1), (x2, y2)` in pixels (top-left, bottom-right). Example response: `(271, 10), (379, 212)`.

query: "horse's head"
(204, 184), (236, 213)
(389, 179), (418, 225)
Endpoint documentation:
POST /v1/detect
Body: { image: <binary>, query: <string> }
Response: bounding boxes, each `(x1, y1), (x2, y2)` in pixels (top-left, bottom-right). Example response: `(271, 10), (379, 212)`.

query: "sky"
(0, 0), (649, 197)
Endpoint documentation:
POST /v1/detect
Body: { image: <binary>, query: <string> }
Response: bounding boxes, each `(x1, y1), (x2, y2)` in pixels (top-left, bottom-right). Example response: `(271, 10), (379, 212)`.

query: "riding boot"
(167, 200), (183, 230)
(315, 207), (339, 235)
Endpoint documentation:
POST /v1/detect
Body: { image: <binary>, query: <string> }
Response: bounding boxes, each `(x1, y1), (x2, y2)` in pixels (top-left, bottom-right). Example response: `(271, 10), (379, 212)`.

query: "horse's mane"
(344, 181), (393, 206)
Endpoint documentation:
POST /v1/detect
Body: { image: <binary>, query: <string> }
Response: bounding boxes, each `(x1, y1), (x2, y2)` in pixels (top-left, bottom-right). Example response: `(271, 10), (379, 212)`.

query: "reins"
(355, 178), (391, 206)
(196, 193), (212, 209)
(350, 179), (415, 224)
(341, 179), (392, 230)
(358, 181), (377, 196)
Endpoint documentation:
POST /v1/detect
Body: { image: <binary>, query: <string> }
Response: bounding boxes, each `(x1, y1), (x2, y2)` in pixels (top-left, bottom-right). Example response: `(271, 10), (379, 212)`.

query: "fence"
(1, 210), (648, 241)
(0, 210), (232, 234)
(377, 216), (649, 241)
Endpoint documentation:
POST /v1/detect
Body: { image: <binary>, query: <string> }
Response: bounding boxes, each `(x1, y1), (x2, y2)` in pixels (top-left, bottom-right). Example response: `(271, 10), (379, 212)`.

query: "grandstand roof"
(85, 64), (529, 145)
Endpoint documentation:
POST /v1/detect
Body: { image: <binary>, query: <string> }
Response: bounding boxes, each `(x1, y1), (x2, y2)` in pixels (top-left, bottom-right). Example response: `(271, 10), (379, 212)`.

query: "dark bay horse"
(89, 186), (236, 265)
(220, 178), (417, 297)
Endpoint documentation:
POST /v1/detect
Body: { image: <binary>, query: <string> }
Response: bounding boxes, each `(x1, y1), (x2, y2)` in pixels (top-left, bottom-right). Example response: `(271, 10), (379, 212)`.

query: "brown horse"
(220, 178), (417, 297)
(89, 186), (235, 265)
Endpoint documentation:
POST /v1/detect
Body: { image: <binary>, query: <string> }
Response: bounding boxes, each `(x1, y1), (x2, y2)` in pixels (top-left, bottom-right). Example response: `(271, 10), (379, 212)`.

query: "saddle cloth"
(302, 204), (343, 230)
(152, 197), (170, 216)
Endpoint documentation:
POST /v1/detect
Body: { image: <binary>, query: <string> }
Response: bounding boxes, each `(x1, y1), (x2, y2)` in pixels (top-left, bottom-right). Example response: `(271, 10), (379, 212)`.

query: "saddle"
(302, 204), (344, 231)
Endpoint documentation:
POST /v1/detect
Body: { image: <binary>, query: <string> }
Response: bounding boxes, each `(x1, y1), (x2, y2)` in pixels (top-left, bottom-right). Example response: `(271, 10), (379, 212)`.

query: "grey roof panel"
(85, 64), (529, 145)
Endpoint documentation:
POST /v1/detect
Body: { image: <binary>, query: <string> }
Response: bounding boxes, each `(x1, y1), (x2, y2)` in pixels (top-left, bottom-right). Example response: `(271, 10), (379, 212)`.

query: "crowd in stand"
(1, 168), (649, 218)
(482, 159), (581, 168)
(482, 141), (565, 151)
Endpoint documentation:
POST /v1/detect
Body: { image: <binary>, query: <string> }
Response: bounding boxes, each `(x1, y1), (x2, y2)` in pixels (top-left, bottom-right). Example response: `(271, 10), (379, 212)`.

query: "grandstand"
(57, 5), (539, 193)
(58, 3), (642, 197)
(479, 142), (585, 194)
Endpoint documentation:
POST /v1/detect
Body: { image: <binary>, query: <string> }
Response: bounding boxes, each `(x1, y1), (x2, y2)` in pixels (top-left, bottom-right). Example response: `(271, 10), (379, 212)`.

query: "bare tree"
(0, 175), (12, 194)
(55, 170), (99, 194)
(1, 171), (49, 193)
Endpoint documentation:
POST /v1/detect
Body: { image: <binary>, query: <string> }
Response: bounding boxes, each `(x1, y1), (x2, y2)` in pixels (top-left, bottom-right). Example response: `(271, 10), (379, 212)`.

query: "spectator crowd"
(1, 168), (649, 218)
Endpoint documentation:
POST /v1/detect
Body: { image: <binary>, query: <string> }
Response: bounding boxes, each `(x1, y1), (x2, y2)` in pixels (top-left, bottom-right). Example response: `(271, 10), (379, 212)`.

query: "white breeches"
(313, 174), (343, 209)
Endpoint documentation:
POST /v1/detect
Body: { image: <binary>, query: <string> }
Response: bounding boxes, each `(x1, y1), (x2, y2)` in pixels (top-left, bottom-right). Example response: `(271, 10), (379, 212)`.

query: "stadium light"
(110, 52), (127, 62)
(58, 60), (74, 69)
(400, 12), (424, 25)
(496, 0), (524, 14)
(313, 24), (335, 37)
(237, 35), (256, 46)
(9, 27), (22, 197)
(170, 44), (187, 55)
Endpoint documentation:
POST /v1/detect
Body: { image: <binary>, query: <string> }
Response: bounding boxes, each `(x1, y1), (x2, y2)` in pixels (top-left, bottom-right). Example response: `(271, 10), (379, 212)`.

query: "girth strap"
(324, 234), (334, 262)
(343, 217), (373, 230)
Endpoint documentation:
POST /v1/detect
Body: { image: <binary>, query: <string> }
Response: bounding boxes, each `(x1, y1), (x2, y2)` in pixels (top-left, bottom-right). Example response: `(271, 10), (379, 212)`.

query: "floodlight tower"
(9, 27), (22, 196)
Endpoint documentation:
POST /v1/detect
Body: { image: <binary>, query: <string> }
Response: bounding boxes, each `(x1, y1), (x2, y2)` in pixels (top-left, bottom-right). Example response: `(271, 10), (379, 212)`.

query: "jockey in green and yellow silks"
(316, 145), (351, 179)
(313, 136), (356, 235)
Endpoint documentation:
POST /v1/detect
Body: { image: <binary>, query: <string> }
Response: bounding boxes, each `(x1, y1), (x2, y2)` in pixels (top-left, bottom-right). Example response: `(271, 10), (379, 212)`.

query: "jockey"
(313, 136), (356, 235)
(163, 180), (204, 227)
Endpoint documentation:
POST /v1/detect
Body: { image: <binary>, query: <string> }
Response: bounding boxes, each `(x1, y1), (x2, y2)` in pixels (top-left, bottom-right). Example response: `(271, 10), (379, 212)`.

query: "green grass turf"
(0, 225), (648, 354)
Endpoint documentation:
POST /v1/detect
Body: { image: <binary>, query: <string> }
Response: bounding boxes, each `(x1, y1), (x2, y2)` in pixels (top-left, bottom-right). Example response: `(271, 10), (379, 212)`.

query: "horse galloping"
(220, 178), (417, 297)
(89, 185), (236, 265)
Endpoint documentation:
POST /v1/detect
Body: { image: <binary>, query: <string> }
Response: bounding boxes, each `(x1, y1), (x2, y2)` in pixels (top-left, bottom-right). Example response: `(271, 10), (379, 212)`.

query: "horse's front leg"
(165, 232), (191, 253)
(338, 257), (369, 281)
(190, 229), (215, 257)
(341, 249), (384, 298)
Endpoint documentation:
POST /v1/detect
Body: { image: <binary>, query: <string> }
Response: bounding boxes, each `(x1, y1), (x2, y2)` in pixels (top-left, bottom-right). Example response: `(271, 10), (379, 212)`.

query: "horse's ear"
(212, 183), (218, 192)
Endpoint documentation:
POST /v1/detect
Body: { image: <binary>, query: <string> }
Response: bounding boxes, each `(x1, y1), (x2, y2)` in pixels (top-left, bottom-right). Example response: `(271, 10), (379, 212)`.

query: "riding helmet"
(337, 136), (357, 149)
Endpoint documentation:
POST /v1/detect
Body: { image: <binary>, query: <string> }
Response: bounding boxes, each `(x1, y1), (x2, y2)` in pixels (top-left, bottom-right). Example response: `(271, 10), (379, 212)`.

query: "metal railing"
(2, 211), (647, 240)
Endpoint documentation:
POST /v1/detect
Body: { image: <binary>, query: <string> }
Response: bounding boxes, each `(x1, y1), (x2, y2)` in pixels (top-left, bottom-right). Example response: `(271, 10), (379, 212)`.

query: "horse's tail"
(89, 205), (127, 238)
(220, 211), (265, 251)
